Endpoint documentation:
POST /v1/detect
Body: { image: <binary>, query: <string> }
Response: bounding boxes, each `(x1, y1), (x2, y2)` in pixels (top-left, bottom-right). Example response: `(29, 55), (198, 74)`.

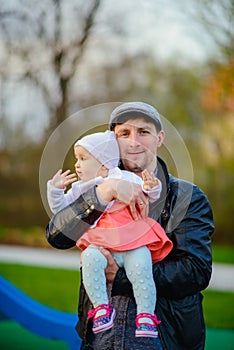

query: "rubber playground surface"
(0, 319), (234, 350)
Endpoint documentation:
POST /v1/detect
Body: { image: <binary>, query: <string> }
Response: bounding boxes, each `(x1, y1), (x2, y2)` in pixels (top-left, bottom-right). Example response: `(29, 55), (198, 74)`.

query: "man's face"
(114, 118), (164, 176)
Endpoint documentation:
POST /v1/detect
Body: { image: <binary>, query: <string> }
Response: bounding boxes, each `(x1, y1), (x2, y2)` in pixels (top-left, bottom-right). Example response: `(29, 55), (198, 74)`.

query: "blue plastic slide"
(0, 276), (81, 349)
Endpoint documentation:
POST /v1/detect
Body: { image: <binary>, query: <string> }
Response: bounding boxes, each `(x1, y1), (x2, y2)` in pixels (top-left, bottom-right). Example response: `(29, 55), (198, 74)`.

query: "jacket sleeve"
(143, 179), (162, 203)
(112, 184), (214, 300)
(46, 187), (106, 249)
(47, 180), (70, 214)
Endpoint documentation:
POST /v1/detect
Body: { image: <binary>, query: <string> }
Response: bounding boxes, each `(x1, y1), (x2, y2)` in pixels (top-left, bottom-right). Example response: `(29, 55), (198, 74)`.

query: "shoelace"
(136, 313), (161, 325)
(88, 304), (112, 320)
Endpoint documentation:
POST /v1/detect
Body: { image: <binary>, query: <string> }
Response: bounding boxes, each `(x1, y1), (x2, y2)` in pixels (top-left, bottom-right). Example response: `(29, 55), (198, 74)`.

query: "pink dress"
(76, 202), (173, 264)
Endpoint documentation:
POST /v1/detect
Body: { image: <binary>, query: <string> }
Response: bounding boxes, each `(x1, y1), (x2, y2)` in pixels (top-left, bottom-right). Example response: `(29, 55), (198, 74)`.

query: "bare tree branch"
(63, 0), (101, 78)
(0, 0), (102, 130)
(177, 0), (234, 60)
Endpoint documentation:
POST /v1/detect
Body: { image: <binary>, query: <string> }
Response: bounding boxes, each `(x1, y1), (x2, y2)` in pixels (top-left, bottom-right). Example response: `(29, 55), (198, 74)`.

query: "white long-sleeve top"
(47, 167), (162, 215)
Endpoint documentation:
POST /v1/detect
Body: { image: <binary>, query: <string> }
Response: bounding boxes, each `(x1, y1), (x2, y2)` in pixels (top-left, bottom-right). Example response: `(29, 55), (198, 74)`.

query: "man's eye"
(118, 132), (129, 137)
(140, 130), (150, 135)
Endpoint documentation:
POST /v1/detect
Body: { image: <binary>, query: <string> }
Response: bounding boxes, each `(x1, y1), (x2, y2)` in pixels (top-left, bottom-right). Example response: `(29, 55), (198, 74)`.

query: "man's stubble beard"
(121, 158), (146, 174)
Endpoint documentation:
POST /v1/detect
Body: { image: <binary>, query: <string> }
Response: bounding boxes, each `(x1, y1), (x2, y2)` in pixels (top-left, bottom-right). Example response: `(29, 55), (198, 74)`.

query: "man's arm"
(112, 185), (214, 299)
(46, 187), (106, 249)
(154, 186), (214, 298)
(46, 178), (149, 249)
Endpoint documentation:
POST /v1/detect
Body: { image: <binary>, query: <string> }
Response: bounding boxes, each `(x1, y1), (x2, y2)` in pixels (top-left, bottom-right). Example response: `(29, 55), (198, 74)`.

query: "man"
(46, 102), (214, 349)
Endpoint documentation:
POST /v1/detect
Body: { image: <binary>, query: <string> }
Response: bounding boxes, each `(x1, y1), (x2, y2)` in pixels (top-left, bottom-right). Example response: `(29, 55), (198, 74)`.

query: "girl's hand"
(142, 169), (159, 191)
(51, 169), (77, 189)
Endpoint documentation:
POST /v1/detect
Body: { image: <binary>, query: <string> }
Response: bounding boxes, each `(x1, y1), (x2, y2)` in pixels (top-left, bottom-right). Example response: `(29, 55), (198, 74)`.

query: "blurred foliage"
(0, 0), (233, 245)
(195, 61), (234, 244)
(0, 57), (233, 245)
(0, 144), (49, 228)
(0, 0), (101, 130)
(0, 227), (48, 247)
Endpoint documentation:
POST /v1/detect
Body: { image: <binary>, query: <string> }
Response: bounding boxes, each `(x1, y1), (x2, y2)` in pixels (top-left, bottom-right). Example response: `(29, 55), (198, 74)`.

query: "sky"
(95, 0), (219, 63)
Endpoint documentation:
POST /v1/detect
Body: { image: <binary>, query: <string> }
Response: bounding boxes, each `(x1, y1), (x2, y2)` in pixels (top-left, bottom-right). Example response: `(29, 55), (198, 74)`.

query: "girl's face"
(74, 146), (107, 182)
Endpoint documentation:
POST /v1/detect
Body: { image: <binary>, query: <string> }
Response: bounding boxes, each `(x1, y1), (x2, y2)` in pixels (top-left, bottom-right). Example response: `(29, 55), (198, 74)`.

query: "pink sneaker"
(88, 304), (116, 334)
(135, 312), (161, 338)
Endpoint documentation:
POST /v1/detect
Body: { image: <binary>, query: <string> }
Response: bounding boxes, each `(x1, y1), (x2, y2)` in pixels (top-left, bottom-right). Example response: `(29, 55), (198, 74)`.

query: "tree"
(0, 0), (101, 130)
(178, 0), (234, 61)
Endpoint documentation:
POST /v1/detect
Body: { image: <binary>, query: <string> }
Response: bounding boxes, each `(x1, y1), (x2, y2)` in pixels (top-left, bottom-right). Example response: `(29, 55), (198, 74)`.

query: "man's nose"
(129, 132), (139, 145)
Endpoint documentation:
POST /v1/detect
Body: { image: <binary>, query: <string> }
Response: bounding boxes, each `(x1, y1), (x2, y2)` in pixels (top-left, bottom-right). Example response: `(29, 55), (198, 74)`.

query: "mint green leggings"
(82, 245), (156, 314)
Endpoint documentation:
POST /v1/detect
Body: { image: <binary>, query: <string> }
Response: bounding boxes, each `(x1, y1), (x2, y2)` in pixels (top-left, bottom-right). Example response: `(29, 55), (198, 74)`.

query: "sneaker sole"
(135, 330), (158, 338)
(93, 309), (116, 334)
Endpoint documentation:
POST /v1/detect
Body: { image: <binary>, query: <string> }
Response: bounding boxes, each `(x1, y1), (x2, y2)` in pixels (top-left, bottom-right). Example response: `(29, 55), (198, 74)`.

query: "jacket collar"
(157, 156), (170, 192)
(149, 157), (171, 223)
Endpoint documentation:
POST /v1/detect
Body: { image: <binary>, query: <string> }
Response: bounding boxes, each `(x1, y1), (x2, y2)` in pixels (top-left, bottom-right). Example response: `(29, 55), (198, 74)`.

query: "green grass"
(1, 322), (234, 350)
(0, 263), (80, 313)
(0, 262), (234, 330)
(212, 244), (234, 264)
(0, 321), (67, 350)
(203, 290), (234, 329)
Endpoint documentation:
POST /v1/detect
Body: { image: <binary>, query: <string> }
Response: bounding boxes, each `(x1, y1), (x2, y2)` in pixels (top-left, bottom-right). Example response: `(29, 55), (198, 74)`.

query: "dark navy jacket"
(46, 157), (214, 350)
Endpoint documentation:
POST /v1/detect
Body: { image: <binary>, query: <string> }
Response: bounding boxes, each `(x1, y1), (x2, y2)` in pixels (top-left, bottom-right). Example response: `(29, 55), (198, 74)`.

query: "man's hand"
(99, 248), (119, 284)
(51, 169), (77, 189)
(96, 179), (149, 220)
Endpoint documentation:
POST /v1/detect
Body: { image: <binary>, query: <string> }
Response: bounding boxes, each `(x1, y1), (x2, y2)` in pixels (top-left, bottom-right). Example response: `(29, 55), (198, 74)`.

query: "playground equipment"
(0, 276), (81, 349)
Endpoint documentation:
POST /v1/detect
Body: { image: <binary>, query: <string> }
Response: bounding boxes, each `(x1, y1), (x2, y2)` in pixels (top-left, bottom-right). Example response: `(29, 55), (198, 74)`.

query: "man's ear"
(157, 130), (165, 147)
